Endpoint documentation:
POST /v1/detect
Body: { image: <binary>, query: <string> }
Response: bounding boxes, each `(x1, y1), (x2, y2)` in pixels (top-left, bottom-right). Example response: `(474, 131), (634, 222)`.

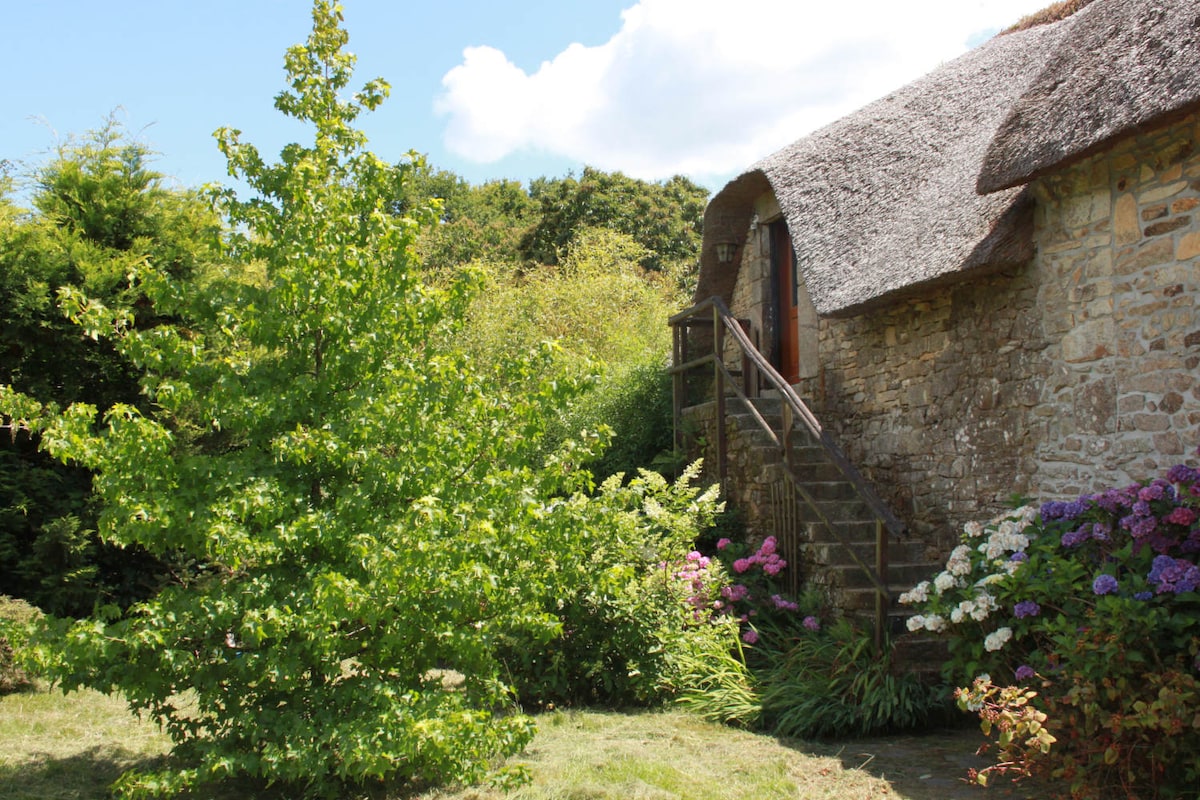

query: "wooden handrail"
(671, 296), (903, 648)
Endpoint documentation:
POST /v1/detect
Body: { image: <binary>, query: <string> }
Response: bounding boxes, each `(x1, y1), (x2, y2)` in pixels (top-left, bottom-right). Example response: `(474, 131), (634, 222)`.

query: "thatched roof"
(697, 21), (1067, 316)
(697, 0), (1199, 317)
(978, 0), (1200, 193)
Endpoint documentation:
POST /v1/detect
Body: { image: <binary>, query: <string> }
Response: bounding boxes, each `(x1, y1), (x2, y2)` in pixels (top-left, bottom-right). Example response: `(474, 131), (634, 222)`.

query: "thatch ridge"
(1000, 0), (1097, 35)
(978, 0), (1200, 194)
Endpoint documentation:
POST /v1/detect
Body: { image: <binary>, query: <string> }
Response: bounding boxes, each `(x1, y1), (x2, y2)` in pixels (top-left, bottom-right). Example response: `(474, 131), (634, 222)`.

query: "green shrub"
(673, 533), (945, 739)
(902, 452), (1200, 798)
(0, 595), (43, 693)
(497, 465), (728, 709)
(758, 617), (946, 739)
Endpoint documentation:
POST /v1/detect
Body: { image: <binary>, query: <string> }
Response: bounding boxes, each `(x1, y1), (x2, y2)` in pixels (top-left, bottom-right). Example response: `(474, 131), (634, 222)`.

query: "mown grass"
(0, 686), (1039, 800)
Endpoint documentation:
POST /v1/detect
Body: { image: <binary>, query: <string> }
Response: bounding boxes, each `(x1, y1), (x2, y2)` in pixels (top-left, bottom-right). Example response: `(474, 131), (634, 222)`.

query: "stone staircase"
(722, 397), (945, 664)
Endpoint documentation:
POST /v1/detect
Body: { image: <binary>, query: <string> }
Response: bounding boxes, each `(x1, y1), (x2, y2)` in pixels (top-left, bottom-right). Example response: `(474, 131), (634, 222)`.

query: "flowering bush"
(673, 532), (945, 738)
(903, 452), (1200, 798)
(497, 465), (735, 708)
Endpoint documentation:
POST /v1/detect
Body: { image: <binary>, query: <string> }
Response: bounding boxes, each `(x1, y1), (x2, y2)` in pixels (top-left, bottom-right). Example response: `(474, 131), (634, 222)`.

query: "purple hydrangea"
(1041, 499), (1090, 522)
(1166, 464), (1199, 485)
(721, 583), (750, 602)
(1131, 516), (1159, 538)
(1149, 555), (1200, 594)
(1092, 574), (1119, 595)
(802, 615), (821, 632)
(1138, 482), (1168, 503)
(1165, 506), (1197, 527)
(1060, 525), (1091, 548)
(1015, 665), (1036, 681)
(771, 594), (799, 611)
(1013, 600), (1041, 619)
(1094, 487), (1136, 514)
(1010, 552), (1029, 563)
(1134, 591), (1153, 601)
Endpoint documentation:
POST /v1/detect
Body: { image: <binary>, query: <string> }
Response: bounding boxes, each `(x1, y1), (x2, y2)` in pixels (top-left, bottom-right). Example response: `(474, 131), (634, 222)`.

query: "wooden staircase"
(726, 399), (941, 630)
(670, 297), (944, 659)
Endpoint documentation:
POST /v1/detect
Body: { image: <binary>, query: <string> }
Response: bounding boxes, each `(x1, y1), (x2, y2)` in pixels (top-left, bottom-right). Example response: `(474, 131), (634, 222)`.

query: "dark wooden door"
(771, 222), (800, 384)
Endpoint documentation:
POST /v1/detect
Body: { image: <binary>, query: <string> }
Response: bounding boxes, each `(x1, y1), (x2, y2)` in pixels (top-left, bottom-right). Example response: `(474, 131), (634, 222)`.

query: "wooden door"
(771, 222), (801, 384)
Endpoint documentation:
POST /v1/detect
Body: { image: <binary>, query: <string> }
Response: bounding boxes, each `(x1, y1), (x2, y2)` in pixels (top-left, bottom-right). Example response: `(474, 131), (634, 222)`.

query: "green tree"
(521, 167), (708, 273)
(2, 4), (719, 796)
(398, 164), (536, 272)
(454, 227), (682, 478)
(0, 125), (222, 615)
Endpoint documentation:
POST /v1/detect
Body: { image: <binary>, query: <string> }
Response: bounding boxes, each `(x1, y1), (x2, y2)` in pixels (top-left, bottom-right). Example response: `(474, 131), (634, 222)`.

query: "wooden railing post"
(781, 402), (794, 472)
(875, 518), (889, 654)
(713, 303), (727, 488)
(672, 320), (685, 453)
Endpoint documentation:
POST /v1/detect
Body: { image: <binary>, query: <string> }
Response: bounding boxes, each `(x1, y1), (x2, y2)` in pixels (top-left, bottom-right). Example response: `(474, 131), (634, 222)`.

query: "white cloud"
(436, 0), (1055, 184)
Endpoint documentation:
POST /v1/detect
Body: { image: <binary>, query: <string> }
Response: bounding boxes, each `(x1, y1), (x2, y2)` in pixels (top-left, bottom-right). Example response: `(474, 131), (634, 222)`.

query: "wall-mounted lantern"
(714, 242), (738, 264)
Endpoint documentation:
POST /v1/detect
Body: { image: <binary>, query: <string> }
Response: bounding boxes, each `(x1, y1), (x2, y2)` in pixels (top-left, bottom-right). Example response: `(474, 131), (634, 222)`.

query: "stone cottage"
(675, 0), (1200, 589)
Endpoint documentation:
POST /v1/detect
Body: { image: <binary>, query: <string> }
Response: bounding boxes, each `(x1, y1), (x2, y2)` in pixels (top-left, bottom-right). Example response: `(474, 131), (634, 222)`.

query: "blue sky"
(3, 0), (1053, 196)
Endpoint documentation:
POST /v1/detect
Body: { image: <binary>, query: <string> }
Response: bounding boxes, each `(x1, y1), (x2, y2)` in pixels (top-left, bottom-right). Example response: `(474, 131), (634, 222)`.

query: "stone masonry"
(699, 110), (1200, 558)
(1030, 110), (1200, 494)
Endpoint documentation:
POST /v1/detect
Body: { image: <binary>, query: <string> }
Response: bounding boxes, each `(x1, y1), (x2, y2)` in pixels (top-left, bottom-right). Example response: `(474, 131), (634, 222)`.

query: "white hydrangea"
(906, 614), (926, 632)
(963, 520), (984, 538)
(950, 606), (965, 624)
(1001, 559), (1023, 575)
(975, 572), (1005, 587)
(984, 626), (1013, 652)
(971, 593), (997, 621)
(933, 571), (957, 593)
(923, 613), (947, 633)
(899, 581), (930, 605)
(946, 545), (973, 576)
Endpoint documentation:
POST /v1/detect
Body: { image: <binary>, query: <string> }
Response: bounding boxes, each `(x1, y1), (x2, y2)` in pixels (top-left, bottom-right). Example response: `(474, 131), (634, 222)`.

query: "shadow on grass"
(0, 747), (432, 800)
(0, 745), (165, 800)
(0, 748), (286, 800)
(778, 727), (1050, 800)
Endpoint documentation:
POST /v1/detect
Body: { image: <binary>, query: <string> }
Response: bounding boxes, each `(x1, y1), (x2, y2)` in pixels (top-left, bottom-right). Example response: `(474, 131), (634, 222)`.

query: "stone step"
(822, 561), (941, 591)
(794, 498), (873, 524)
(804, 538), (929, 566)
(774, 458), (844, 483)
(779, 479), (861, 502)
(801, 519), (883, 543)
(891, 633), (950, 674)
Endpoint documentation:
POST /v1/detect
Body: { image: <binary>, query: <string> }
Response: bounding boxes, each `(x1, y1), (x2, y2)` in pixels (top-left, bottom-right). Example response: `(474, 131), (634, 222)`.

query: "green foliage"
(0, 5), (723, 797)
(756, 618), (945, 739)
(902, 459), (1200, 798)
(522, 167), (708, 274)
(0, 595), (43, 694)
(954, 677), (1055, 787)
(498, 465), (726, 708)
(668, 626), (762, 727)
(406, 169), (537, 272)
(0, 123), (222, 616)
(455, 227), (682, 478)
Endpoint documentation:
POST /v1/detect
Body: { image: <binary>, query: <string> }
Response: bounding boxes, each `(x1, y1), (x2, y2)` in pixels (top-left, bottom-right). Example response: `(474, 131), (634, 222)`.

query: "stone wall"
(1030, 110), (1200, 494)
(796, 270), (1045, 552)
(709, 110), (1200, 555)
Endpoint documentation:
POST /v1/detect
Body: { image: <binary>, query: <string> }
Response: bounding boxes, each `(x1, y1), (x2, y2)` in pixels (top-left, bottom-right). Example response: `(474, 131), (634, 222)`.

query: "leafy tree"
(453, 227), (682, 478)
(0, 125), (222, 615)
(415, 176), (537, 272)
(2, 3), (720, 796)
(521, 167), (708, 273)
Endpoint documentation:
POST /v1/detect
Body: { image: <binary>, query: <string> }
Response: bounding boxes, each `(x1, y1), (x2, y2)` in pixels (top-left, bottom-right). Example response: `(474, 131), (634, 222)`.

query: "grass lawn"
(0, 686), (1045, 800)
